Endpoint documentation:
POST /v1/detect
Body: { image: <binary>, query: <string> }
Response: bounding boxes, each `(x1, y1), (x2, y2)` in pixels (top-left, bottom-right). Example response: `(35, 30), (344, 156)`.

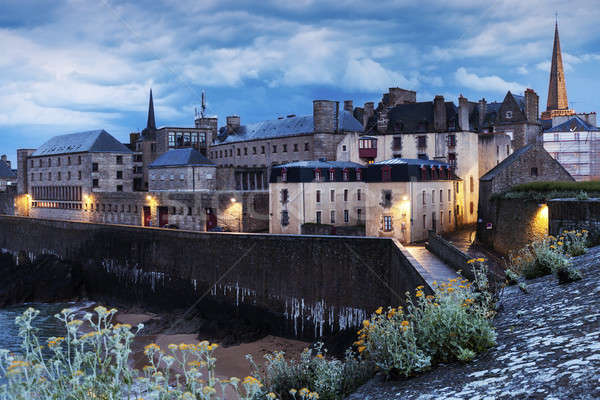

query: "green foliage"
(493, 180), (600, 201)
(356, 261), (496, 378)
(249, 344), (373, 400)
(0, 306), (284, 400)
(555, 263), (583, 284)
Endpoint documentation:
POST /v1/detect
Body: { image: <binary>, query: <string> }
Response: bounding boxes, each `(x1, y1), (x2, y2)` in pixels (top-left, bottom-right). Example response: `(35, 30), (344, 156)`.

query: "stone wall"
(426, 230), (475, 281)
(549, 199), (600, 243)
(0, 216), (432, 339)
(477, 198), (547, 255)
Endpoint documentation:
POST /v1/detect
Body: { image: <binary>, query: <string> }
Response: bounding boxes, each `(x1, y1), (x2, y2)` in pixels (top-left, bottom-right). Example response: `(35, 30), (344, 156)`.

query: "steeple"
(542, 21), (575, 120)
(146, 89), (156, 130)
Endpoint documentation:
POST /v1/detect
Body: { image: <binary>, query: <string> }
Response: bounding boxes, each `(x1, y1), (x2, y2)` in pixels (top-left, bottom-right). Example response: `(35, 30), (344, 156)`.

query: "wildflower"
(432, 281), (438, 286)
(357, 345), (366, 353)
(375, 307), (383, 315)
(315, 354), (324, 359)
(447, 287), (455, 293)
(416, 285), (424, 290)
(299, 388), (310, 396)
(289, 389), (298, 395)
(144, 343), (160, 356)
(476, 258), (485, 262)
(202, 386), (217, 395)
(362, 320), (370, 328)
(467, 259), (476, 264)
(557, 241), (564, 246)
(415, 291), (423, 297)
(267, 393), (278, 399)
(67, 319), (83, 327)
(168, 344), (178, 351)
(401, 320), (410, 327)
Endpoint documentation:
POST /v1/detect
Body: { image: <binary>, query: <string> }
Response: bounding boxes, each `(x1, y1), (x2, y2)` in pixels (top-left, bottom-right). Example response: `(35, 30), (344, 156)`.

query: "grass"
(491, 180), (600, 201)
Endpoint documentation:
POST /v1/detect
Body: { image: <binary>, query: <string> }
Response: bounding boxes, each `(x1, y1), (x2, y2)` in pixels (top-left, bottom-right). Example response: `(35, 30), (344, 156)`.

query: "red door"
(143, 206), (151, 227)
(206, 208), (217, 231)
(158, 206), (169, 227)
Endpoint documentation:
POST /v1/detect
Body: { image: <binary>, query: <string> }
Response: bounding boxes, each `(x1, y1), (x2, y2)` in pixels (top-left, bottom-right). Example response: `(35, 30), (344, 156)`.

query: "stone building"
(148, 148), (216, 192)
(364, 159), (462, 243)
(208, 100), (364, 192)
(542, 116), (600, 181)
(477, 143), (574, 240)
(17, 129), (134, 217)
(0, 155), (16, 192)
(131, 90), (214, 191)
(269, 160), (366, 235)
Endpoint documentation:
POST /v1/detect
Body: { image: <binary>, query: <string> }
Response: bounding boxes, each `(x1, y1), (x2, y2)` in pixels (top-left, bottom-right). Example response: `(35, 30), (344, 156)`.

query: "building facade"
(0, 155), (16, 192)
(543, 116), (600, 181)
(148, 148), (216, 192)
(269, 161), (366, 235)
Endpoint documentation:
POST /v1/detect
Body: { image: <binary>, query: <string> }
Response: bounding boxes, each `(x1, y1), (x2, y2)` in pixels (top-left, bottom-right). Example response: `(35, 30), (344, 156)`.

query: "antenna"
(201, 90), (206, 118)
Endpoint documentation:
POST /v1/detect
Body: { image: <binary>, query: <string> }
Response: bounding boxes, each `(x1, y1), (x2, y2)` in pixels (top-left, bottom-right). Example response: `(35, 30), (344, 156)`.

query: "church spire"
(546, 21), (569, 112)
(146, 89), (156, 130)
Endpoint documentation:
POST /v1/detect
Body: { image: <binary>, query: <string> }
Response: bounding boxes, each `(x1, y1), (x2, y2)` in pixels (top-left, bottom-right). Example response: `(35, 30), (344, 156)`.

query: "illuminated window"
(383, 216), (393, 231)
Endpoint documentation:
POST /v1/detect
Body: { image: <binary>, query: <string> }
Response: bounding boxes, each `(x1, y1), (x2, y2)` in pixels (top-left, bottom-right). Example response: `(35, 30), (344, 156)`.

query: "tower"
(541, 21), (575, 120)
(141, 89), (157, 139)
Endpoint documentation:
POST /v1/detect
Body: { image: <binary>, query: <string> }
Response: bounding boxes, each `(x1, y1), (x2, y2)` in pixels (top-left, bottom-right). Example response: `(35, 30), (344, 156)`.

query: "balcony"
(359, 148), (377, 158)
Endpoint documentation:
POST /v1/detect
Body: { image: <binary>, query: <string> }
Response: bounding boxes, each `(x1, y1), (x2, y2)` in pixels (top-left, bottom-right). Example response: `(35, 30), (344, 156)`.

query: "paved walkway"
(404, 244), (459, 283)
(442, 227), (505, 276)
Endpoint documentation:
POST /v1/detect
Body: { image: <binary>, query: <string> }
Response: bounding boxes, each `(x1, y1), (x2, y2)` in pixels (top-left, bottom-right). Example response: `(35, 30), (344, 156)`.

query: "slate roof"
(31, 130), (132, 157)
(215, 110), (363, 145)
(480, 144), (534, 181)
(0, 160), (16, 179)
(545, 116), (599, 132)
(149, 148), (214, 168)
(273, 160), (365, 170)
(373, 158), (452, 167)
(385, 102), (458, 133)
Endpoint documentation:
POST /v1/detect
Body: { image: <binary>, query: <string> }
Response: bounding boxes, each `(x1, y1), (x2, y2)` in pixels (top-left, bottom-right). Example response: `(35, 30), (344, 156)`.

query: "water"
(0, 302), (92, 355)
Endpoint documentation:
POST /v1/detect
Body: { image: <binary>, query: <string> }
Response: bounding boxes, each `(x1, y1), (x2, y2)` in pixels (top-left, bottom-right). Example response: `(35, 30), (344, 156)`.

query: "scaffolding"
(543, 129), (600, 181)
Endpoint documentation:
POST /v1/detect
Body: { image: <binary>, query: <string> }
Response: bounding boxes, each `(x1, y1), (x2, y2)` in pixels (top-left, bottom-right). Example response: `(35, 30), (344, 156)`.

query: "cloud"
(516, 65), (528, 75)
(454, 67), (527, 93)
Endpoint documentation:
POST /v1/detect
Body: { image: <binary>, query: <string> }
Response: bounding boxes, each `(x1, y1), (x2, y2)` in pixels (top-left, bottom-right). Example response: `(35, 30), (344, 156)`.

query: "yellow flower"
(315, 354), (324, 359)
(476, 258), (485, 262)
(375, 307), (383, 315)
(267, 393), (277, 399)
(447, 287), (455, 293)
(357, 345), (366, 353)
(415, 291), (423, 297)
(362, 320), (370, 328)
(289, 389), (298, 395)
(557, 241), (564, 246)
(401, 320), (409, 327)
(467, 259), (476, 264)
(416, 285), (424, 290)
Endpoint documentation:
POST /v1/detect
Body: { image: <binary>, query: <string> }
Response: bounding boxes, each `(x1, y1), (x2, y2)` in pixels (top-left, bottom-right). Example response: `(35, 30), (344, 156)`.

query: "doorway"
(143, 206), (152, 227)
(158, 206), (169, 227)
(206, 208), (217, 231)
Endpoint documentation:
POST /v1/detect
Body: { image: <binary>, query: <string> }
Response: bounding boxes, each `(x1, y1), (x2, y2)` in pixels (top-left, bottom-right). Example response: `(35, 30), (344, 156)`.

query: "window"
(31, 173), (34, 182)
(116, 185), (123, 192)
(505, 111), (513, 119)
(431, 190), (435, 203)
(304, 142), (309, 151)
(574, 132), (580, 141)
(272, 145), (277, 153)
(57, 172), (61, 181)
(237, 148), (241, 156)
(116, 156), (123, 165)
(342, 145), (347, 152)
(283, 144), (287, 152)
(261, 146), (265, 154)
(330, 189), (335, 202)
(554, 133), (559, 142)
(315, 169), (322, 181)
(470, 176), (474, 193)
(180, 174), (185, 180)
(470, 202), (474, 215)
(440, 211), (444, 227)
(253, 147), (257, 154)
(281, 210), (289, 226)
(281, 168), (287, 182)
(357, 209), (362, 221)
(330, 210), (335, 224)
(448, 189), (451, 201)
(39, 173), (43, 181)
(281, 189), (289, 203)
(168, 132), (175, 147)
(448, 152), (457, 167)
(422, 190), (426, 205)
(456, 181), (460, 194)
(219, 150), (223, 158)
(116, 171), (123, 179)
(449, 210), (452, 224)
(356, 168), (362, 180)
(329, 169), (335, 181)
(383, 190), (392, 207)
(496, 145), (500, 157)
(67, 171), (71, 180)
(530, 167), (538, 177)
(316, 211), (322, 224)
(48, 172), (51, 180)
(344, 189), (348, 202)
(244, 148), (248, 155)
(151, 143), (156, 153)
(293, 143), (298, 152)
(417, 136), (427, 148)
(67, 157), (71, 165)
(423, 214), (427, 229)
(57, 157), (61, 166)
(39, 159), (42, 167)
(447, 134), (456, 147)
(440, 189), (443, 202)
(316, 190), (321, 203)
(170, 174), (174, 181)
(92, 163), (99, 172)
(357, 189), (361, 201)
(383, 216), (392, 232)
(382, 166), (391, 181)
(78, 171), (82, 180)
(93, 179), (99, 188)
(392, 136), (402, 150)
(343, 169), (349, 181)
(507, 145), (510, 155)
(344, 209), (349, 223)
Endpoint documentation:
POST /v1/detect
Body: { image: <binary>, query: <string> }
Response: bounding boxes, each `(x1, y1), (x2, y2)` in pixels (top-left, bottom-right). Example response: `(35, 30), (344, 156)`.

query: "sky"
(1, 0), (599, 164)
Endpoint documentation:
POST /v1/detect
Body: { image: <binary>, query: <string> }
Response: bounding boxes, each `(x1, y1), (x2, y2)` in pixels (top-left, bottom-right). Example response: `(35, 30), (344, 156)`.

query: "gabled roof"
(273, 160), (364, 170)
(149, 148), (214, 168)
(0, 160), (16, 179)
(480, 144), (534, 181)
(215, 110), (363, 145)
(546, 116), (599, 132)
(32, 130), (132, 157)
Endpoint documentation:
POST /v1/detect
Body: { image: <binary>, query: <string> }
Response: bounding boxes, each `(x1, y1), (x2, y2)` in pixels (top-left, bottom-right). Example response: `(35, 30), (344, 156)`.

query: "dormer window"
(356, 168), (362, 180)
(342, 168), (349, 182)
(382, 166), (391, 182)
(329, 168), (335, 181)
(505, 111), (513, 119)
(281, 168), (287, 182)
(314, 169), (321, 181)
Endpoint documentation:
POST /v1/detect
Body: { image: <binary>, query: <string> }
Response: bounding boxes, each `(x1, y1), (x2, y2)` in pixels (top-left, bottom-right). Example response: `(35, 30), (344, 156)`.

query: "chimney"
(343, 100), (353, 113)
(196, 117), (219, 145)
(226, 115), (241, 130)
(433, 95), (447, 132)
(363, 102), (374, 129)
(458, 95), (470, 131)
(478, 98), (487, 128)
(524, 88), (539, 123)
(313, 100), (338, 133)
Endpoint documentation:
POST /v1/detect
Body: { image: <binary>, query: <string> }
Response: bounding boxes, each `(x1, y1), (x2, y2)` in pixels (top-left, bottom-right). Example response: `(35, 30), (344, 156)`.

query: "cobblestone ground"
(347, 247), (600, 400)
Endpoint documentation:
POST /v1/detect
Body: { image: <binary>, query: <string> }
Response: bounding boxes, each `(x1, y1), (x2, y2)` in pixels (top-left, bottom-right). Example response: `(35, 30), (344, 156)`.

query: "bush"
(0, 306), (288, 400)
(357, 261), (496, 378)
(249, 344), (373, 400)
(560, 229), (589, 257)
(555, 263), (583, 284)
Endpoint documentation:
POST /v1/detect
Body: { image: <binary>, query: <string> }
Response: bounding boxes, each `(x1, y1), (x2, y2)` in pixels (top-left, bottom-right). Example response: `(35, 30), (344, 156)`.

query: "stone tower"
(542, 22), (575, 120)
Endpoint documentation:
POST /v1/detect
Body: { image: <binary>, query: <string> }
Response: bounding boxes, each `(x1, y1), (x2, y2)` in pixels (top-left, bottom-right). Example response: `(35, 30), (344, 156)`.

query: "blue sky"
(1, 0), (599, 164)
